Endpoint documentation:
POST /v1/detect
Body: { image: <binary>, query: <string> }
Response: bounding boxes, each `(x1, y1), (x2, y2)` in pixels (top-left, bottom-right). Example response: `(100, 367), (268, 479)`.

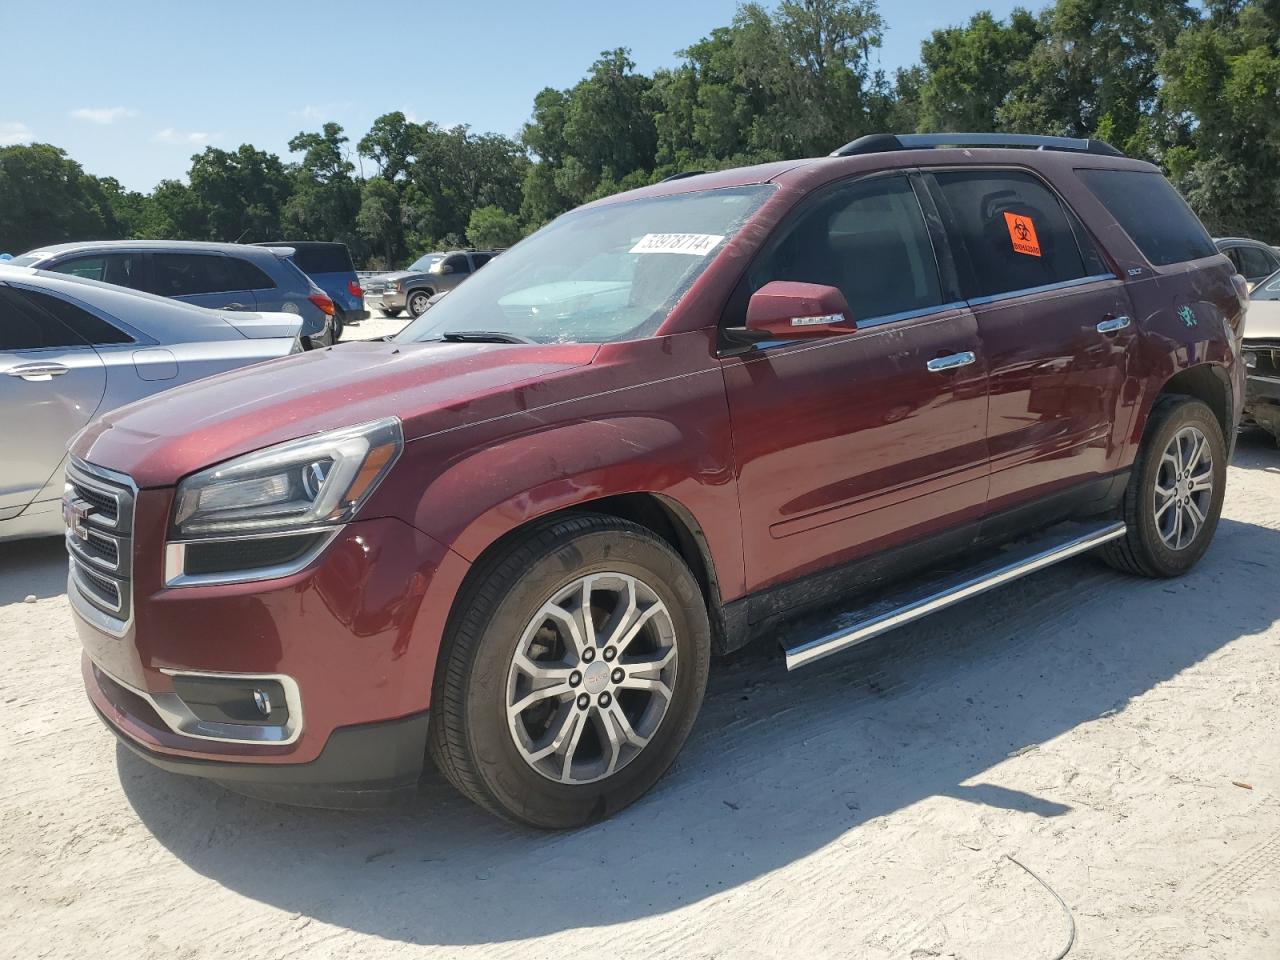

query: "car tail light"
(348, 279), (364, 297)
(308, 293), (335, 316)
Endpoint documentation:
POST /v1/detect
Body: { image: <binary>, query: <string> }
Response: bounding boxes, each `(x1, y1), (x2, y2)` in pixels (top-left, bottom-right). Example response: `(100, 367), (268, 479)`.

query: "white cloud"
(0, 121), (34, 146)
(70, 106), (138, 125)
(154, 128), (220, 145)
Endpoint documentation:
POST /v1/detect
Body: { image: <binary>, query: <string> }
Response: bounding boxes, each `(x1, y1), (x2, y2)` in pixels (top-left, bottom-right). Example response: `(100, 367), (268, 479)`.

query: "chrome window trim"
(965, 272), (1118, 307)
(163, 526), (343, 587)
(96, 660), (304, 746)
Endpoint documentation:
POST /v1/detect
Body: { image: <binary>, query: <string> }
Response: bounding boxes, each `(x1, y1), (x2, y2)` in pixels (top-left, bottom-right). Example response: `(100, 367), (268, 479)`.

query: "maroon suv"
(70, 133), (1246, 828)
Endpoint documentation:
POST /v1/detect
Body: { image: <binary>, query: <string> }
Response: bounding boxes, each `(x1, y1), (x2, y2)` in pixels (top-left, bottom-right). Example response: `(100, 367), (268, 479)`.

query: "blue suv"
(10, 241), (336, 345)
(256, 241), (367, 338)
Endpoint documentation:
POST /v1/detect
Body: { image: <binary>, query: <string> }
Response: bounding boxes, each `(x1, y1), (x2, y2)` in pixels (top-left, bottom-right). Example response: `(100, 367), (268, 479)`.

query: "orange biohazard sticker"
(1003, 211), (1042, 257)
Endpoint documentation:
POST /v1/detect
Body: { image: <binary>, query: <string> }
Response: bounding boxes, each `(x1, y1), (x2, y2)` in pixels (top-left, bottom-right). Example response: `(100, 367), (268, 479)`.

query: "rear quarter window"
(1076, 169), (1217, 266)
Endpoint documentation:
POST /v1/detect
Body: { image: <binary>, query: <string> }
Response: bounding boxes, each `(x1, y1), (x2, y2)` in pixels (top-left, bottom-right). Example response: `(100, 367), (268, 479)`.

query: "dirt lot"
(2, 423), (1278, 958)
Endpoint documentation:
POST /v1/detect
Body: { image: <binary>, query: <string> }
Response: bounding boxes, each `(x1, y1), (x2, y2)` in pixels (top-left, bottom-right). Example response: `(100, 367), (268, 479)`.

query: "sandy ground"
(339, 305), (410, 343)
(2, 426), (1278, 958)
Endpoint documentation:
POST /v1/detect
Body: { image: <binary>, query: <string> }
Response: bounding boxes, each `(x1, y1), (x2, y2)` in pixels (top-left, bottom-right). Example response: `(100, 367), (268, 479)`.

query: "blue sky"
(0, 0), (1022, 192)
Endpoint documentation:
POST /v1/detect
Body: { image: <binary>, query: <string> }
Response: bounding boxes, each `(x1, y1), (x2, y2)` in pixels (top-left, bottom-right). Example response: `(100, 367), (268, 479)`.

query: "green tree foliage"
(8, 0), (1280, 260)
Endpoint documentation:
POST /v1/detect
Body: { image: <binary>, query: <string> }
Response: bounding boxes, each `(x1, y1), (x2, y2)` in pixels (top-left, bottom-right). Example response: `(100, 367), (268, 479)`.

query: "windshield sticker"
(629, 233), (725, 256)
(1003, 212), (1042, 258)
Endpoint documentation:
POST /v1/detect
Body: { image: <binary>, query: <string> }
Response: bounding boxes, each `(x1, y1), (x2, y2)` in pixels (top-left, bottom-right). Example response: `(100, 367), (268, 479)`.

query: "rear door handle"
(6, 362), (69, 381)
(223, 302), (247, 311)
(926, 351), (977, 372)
(1096, 316), (1131, 333)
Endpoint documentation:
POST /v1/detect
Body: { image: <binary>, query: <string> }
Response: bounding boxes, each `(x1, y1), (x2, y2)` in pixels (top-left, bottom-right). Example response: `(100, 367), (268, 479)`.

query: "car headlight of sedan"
(172, 418), (403, 540)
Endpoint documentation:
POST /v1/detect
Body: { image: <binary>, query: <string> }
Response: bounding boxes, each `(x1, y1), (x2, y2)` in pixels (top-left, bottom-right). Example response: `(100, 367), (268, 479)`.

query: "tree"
(0, 144), (117, 252)
(467, 205), (525, 248)
(284, 123), (363, 252)
(357, 111), (418, 182)
(356, 176), (404, 266)
(185, 144), (292, 242)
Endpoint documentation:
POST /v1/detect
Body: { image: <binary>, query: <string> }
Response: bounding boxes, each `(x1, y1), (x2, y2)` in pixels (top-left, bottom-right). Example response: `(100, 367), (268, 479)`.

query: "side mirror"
(745, 281), (855, 339)
(434, 263), (453, 275)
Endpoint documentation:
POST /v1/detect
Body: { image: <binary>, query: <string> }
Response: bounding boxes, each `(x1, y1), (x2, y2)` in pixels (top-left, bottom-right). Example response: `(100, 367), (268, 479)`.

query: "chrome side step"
(783, 520), (1127, 670)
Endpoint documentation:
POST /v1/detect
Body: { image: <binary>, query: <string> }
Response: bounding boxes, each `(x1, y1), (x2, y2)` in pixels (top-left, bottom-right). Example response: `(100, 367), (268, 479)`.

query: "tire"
(381, 308), (402, 318)
(331, 309), (345, 341)
(407, 289), (433, 318)
(1101, 395), (1227, 578)
(429, 515), (711, 829)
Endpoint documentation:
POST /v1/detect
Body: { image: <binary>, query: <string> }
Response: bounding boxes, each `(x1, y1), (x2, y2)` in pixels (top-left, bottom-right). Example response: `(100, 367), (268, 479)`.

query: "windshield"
(394, 185), (774, 344)
(9, 253), (46, 267)
(408, 253), (444, 272)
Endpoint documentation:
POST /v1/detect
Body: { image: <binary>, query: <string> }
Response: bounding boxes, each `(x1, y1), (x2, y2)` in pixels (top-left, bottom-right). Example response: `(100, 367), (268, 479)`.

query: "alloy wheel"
(506, 573), (678, 785)
(1153, 425), (1214, 550)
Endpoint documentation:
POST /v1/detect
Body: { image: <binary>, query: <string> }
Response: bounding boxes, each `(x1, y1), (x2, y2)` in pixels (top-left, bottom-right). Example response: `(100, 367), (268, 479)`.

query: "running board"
(783, 520), (1127, 670)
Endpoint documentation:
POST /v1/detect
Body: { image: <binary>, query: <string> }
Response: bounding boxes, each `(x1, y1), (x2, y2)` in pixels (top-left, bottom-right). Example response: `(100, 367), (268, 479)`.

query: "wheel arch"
(1153, 363), (1234, 445)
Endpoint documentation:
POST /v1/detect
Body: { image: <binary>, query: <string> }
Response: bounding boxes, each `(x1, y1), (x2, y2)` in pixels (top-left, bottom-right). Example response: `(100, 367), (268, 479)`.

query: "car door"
(924, 168), (1136, 516)
(721, 173), (990, 596)
(150, 252), (259, 311)
(0, 286), (106, 516)
(441, 254), (472, 287)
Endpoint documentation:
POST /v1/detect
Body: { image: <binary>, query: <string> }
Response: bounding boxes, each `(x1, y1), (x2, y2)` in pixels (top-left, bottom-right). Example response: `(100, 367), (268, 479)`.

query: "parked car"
(363, 250), (496, 318)
(9, 241), (337, 346)
(1242, 269), (1280, 443)
(0, 265), (302, 542)
(70, 133), (1244, 828)
(254, 241), (367, 339)
(1215, 237), (1280, 288)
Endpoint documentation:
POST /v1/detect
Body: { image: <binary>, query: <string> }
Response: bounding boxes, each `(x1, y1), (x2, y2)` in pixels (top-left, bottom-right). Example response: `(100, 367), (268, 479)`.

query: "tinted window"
(51, 253), (145, 290)
(226, 257), (275, 291)
(151, 254), (247, 296)
(1077, 169), (1216, 266)
(443, 254), (471, 275)
(289, 245), (354, 275)
(932, 170), (1093, 298)
(471, 253), (492, 269)
(1236, 245), (1279, 282)
(0, 287), (86, 350)
(745, 176), (944, 321)
(18, 289), (133, 345)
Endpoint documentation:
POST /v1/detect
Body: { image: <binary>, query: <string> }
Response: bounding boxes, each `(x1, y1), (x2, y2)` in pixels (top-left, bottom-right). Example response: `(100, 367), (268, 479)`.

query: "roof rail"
(831, 133), (1123, 158)
(660, 170), (708, 182)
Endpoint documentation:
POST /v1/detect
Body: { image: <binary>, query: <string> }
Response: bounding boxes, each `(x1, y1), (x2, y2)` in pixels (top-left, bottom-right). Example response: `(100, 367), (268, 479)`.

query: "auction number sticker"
(1003, 212), (1042, 258)
(630, 233), (725, 256)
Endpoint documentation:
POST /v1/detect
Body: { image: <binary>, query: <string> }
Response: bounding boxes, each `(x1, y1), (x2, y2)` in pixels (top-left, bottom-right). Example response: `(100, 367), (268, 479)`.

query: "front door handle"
(223, 302), (247, 311)
(926, 351), (977, 373)
(1096, 316), (1131, 334)
(6, 362), (69, 381)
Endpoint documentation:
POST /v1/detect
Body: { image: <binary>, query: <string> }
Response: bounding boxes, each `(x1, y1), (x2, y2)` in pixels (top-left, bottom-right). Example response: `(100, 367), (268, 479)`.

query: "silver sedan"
(1, 265), (303, 541)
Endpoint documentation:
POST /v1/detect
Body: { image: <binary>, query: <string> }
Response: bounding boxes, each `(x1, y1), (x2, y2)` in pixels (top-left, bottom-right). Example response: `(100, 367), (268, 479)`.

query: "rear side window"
(471, 253), (493, 269)
(443, 254), (471, 275)
(0, 287), (86, 350)
(226, 257), (275, 291)
(1077, 169), (1216, 266)
(745, 175), (945, 322)
(1231, 244), (1280, 282)
(18, 289), (133, 345)
(290, 245), (354, 275)
(152, 254), (247, 296)
(50, 253), (145, 290)
(930, 170), (1097, 299)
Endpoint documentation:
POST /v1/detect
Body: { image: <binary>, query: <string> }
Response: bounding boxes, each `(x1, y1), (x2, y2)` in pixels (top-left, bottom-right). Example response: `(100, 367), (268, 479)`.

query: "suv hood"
(376, 270), (424, 283)
(73, 340), (598, 488)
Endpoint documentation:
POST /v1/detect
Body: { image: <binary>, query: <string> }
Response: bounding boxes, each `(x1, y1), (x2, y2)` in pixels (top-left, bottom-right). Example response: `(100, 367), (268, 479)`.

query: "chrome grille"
(65, 459), (134, 626)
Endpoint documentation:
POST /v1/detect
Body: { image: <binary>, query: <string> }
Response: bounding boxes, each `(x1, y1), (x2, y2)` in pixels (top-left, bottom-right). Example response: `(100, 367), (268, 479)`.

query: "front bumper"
(1243, 369), (1280, 437)
(366, 289), (406, 311)
(72, 491), (471, 803)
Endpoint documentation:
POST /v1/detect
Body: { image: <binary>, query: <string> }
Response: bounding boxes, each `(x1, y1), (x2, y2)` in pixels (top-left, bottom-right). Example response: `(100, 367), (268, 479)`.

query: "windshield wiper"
(437, 331), (534, 344)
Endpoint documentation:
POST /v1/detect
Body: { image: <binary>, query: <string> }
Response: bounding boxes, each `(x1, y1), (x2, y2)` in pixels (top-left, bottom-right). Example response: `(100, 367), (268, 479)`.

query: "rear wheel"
(1101, 395), (1226, 577)
(429, 515), (710, 828)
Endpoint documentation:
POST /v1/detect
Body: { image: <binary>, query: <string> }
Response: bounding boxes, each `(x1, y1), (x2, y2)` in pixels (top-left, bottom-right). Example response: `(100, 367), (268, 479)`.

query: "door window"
(931, 170), (1100, 299)
(17, 289), (133, 345)
(151, 253), (246, 296)
(1236, 245), (1279, 282)
(471, 253), (493, 269)
(443, 254), (471, 275)
(1077, 168), (1217, 266)
(51, 253), (145, 290)
(0, 288), (86, 350)
(742, 175), (945, 322)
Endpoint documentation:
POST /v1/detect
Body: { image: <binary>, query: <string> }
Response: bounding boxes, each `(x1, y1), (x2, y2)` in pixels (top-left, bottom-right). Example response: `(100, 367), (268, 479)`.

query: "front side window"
(0, 287), (86, 351)
(1236, 245), (1279, 282)
(151, 253), (244, 297)
(931, 170), (1096, 299)
(1077, 168), (1216, 267)
(739, 175), (944, 322)
(51, 253), (144, 290)
(395, 185), (775, 344)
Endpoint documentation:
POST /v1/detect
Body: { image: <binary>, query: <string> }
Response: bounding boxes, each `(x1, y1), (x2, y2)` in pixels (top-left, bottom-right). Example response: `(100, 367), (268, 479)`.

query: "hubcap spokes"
(506, 573), (678, 785)
(1154, 426), (1213, 551)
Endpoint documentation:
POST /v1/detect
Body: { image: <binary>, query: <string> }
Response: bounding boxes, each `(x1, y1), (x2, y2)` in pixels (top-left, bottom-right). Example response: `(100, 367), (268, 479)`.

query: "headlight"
(171, 418), (402, 539)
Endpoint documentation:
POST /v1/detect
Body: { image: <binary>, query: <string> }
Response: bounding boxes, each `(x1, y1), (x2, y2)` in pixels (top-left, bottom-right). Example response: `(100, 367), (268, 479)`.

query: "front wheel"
(1101, 395), (1227, 577)
(429, 515), (710, 828)
(407, 290), (433, 318)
